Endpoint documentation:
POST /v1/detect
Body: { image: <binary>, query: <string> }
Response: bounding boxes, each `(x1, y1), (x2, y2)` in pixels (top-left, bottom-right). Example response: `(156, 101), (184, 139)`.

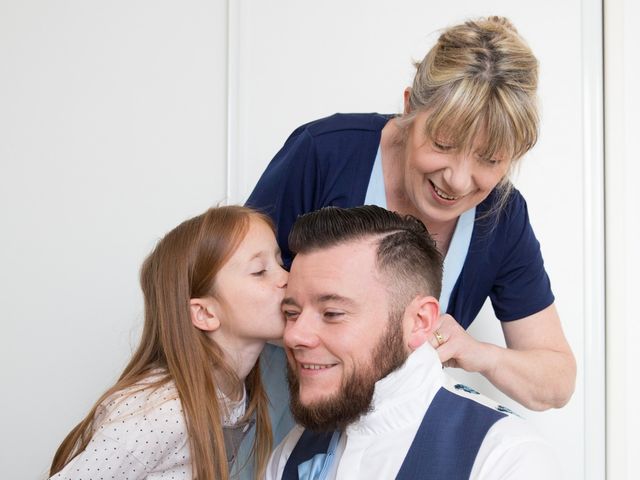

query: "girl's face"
(401, 110), (511, 226)
(212, 218), (288, 344)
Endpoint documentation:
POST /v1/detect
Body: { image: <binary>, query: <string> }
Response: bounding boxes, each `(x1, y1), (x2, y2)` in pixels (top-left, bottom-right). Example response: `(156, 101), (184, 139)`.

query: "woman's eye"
(251, 269), (267, 276)
(433, 141), (454, 151)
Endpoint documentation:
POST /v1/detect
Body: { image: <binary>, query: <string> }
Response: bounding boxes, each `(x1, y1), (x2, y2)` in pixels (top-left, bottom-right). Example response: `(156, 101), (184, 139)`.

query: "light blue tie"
(297, 431), (341, 480)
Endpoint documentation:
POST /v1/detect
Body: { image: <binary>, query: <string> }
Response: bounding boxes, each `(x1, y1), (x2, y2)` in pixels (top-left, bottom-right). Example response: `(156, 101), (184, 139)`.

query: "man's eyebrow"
(315, 294), (356, 307)
(281, 294), (356, 308)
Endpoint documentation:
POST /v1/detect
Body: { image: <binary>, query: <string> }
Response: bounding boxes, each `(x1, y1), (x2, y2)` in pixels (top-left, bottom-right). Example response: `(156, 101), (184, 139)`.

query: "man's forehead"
(290, 242), (378, 280)
(286, 240), (385, 301)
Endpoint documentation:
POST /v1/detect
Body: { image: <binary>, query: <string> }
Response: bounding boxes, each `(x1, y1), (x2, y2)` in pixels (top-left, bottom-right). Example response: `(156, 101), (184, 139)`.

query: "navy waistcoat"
(282, 387), (506, 480)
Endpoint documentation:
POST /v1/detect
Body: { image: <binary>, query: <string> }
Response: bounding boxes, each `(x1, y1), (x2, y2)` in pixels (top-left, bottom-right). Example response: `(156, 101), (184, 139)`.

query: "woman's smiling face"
(400, 110), (511, 226)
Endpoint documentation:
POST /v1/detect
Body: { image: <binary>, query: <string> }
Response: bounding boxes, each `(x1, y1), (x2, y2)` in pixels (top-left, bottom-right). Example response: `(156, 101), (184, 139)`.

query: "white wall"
(0, 2), (228, 479)
(605, 0), (640, 478)
(2, 1), (627, 479)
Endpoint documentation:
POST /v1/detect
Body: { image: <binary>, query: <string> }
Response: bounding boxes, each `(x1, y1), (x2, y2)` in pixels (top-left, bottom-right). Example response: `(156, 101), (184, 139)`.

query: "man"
(266, 205), (559, 479)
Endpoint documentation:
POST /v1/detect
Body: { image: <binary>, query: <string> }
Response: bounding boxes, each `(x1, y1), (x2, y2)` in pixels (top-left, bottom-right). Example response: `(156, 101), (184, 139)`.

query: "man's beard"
(286, 316), (407, 432)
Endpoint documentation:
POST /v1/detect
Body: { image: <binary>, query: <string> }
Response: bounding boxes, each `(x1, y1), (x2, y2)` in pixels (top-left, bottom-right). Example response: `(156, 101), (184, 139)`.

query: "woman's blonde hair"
(49, 206), (274, 480)
(401, 16), (539, 207)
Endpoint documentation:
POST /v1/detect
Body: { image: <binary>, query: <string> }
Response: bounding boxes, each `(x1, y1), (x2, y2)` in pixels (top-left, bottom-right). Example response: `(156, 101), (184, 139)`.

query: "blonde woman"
(49, 206), (290, 479)
(247, 16), (576, 411)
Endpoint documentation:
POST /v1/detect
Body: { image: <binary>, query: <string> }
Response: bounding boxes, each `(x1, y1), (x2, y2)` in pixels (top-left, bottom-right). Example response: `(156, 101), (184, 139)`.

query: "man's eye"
(323, 311), (344, 319)
(283, 310), (299, 320)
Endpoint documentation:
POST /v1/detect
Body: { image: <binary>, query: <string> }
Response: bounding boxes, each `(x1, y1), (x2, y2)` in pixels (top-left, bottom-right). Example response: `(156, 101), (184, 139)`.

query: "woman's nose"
(443, 155), (474, 194)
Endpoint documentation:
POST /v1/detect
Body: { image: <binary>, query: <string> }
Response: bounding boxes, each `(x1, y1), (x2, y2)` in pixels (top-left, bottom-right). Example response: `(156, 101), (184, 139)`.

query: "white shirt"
(50, 377), (248, 480)
(266, 344), (561, 480)
(50, 380), (190, 480)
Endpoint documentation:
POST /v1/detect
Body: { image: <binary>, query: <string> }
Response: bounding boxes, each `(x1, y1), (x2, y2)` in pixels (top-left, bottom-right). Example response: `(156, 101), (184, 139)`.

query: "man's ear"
(403, 87), (412, 115)
(405, 295), (440, 351)
(189, 297), (221, 332)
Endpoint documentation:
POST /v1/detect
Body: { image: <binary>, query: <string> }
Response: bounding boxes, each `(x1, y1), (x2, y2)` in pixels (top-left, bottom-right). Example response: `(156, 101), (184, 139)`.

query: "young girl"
(49, 206), (288, 480)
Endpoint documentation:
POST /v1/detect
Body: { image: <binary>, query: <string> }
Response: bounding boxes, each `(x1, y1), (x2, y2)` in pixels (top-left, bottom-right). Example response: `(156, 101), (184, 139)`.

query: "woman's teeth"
(433, 183), (458, 200)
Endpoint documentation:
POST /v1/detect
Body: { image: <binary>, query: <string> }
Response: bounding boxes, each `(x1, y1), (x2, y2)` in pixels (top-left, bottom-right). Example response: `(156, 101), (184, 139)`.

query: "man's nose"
(284, 312), (320, 349)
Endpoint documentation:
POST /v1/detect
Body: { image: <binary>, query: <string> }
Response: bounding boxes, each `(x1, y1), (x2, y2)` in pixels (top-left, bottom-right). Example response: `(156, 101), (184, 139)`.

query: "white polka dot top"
(49, 375), (241, 480)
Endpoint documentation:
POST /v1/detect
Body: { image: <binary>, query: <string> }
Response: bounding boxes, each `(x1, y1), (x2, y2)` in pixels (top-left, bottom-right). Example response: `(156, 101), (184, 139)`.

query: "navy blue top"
(247, 113), (554, 327)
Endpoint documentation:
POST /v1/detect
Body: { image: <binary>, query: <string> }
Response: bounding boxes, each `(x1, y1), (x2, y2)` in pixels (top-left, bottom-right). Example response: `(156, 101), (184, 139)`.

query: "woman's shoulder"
(253, 113), (389, 205)
(478, 185), (527, 215)
(470, 187), (538, 261)
(474, 186), (532, 235)
(471, 185), (546, 274)
(293, 113), (392, 138)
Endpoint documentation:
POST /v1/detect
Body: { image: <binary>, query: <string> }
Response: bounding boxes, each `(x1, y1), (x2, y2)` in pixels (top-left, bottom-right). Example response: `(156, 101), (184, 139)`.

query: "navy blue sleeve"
(489, 192), (555, 321)
(246, 114), (385, 268)
(246, 127), (317, 268)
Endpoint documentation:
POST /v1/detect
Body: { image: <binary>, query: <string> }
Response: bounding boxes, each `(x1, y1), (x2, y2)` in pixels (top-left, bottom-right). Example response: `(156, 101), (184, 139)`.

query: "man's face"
(282, 239), (409, 431)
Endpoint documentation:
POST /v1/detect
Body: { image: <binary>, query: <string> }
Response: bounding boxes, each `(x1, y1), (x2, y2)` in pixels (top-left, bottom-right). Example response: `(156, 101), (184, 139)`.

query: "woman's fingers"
(433, 314), (481, 371)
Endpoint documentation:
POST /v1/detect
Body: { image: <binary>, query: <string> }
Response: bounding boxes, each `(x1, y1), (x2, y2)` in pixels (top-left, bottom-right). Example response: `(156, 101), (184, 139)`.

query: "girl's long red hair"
(49, 206), (273, 479)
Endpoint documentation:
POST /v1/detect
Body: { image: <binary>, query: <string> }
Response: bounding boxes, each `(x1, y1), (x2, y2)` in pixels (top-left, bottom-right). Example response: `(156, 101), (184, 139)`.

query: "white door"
(229, 1), (604, 478)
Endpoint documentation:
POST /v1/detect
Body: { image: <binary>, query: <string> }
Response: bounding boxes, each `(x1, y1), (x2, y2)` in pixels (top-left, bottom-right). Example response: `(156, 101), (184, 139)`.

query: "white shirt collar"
(346, 343), (444, 435)
(218, 384), (247, 427)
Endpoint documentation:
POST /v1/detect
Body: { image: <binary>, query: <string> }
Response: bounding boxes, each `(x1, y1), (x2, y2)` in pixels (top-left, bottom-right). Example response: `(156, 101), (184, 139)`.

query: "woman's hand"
(431, 305), (576, 411)
(430, 313), (498, 374)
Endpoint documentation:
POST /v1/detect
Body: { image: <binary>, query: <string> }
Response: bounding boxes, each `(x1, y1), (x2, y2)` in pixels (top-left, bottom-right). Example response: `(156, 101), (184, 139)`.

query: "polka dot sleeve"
(50, 381), (192, 480)
(49, 433), (150, 480)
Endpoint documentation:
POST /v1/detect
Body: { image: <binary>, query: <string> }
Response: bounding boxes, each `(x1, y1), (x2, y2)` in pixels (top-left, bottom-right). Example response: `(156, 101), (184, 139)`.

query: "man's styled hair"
(289, 205), (443, 314)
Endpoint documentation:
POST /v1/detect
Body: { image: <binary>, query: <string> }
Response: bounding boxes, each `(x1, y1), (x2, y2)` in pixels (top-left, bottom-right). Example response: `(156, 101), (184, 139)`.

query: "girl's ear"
(405, 295), (440, 351)
(189, 298), (221, 332)
(403, 87), (413, 115)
